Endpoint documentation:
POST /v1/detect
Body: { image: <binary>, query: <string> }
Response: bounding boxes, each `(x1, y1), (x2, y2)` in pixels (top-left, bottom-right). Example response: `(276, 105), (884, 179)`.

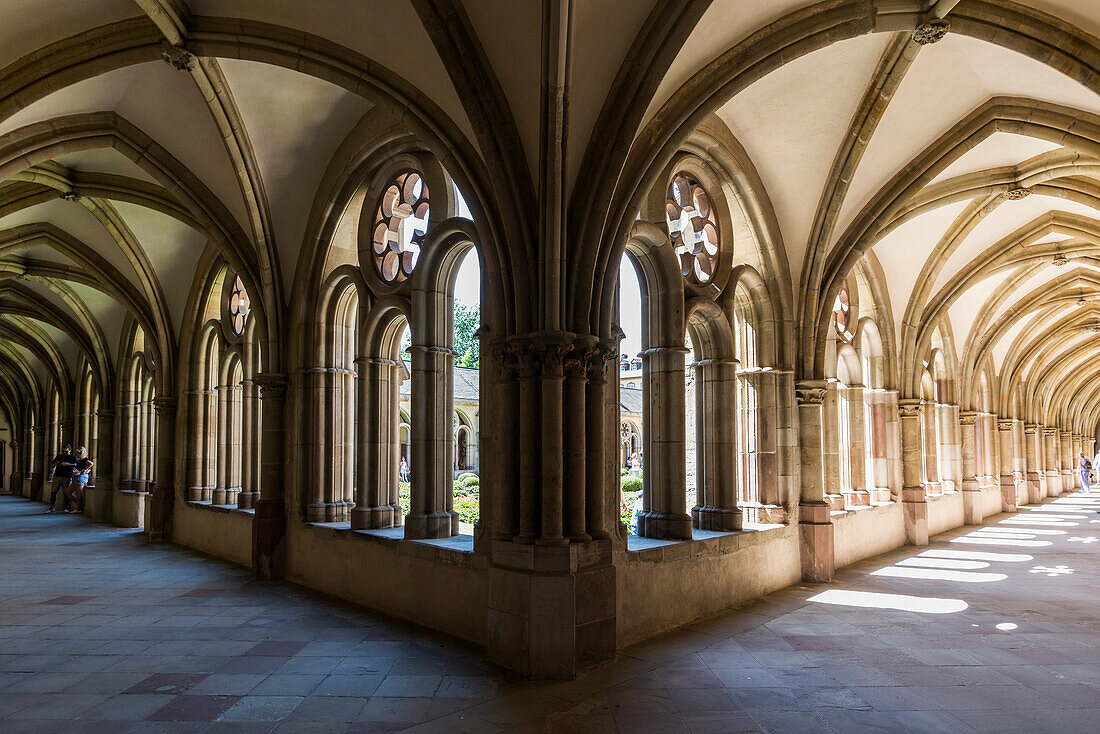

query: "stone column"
(869, 389), (890, 499)
(1023, 424), (1041, 505)
(239, 379), (258, 509)
(885, 390), (902, 497)
(352, 357), (402, 530)
(185, 389), (206, 502)
(959, 411), (982, 525)
(756, 370), (780, 509)
(1043, 428), (1058, 498)
(796, 381), (833, 581)
(998, 419), (1017, 512)
(919, 400), (940, 494)
(843, 386), (867, 505)
(940, 404), (961, 492)
(253, 373), (288, 579)
(405, 343), (459, 539)
(145, 397), (176, 542)
(899, 399), (928, 545)
(87, 410), (115, 522)
(637, 344), (691, 540)
(692, 358), (740, 531)
(583, 345), (612, 540)
(213, 383), (229, 505)
(982, 415), (997, 487)
(1060, 430), (1073, 492)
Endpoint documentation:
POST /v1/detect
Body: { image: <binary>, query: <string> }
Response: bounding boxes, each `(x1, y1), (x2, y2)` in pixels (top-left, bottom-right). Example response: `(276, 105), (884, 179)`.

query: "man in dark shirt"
(46, 444), (76, 513)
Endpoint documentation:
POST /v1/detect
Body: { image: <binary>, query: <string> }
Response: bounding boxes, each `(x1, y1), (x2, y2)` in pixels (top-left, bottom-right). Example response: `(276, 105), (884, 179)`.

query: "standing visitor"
(630, 452), (641, 477)
(1079, 453), (1091, 493)
(399, 456), (410, 483)
(45, 444), (76, 513)
(64, 447), (94, 514)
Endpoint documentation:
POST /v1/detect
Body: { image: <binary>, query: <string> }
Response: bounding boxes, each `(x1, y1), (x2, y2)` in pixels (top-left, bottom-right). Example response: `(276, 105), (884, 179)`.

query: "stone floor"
(0, 493), (1097, 733)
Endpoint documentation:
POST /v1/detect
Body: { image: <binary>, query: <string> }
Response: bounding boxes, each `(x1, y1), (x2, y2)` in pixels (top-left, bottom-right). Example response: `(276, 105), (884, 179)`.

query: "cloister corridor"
(0, 492), (1095, 734)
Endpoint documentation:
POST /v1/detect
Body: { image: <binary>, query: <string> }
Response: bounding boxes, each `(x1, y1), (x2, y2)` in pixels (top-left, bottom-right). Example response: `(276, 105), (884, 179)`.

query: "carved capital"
(161, 43), (197, 72)
(60, 191), (81, 202)
(795, 380), (828, 406)
(913, 18), (949, 45)
(1043, 427), (1057, 437)
(959, 411), (978, 426)
(998, 419), (1014, 431)
(254, 372), (289, 401)
(152, 397), (177, 418)
(1024, 423), (1038, 435)
(898, 399), (922, 418)
(96, 409), (115, 421)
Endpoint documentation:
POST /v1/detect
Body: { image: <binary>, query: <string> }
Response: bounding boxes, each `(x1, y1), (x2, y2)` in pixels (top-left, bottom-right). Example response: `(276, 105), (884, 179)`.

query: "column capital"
(254, 372), (289, 400)
(1042, 427), (1057, 437)
(1024, 423), (1038, 434)
(795, 380), (828, 406)
(152, 397), (177, 417)
(959, 410), (978, 425)
(898, 398), (922, 418)
(96, 409), (115, 421)
(997, 419), (1014, 431)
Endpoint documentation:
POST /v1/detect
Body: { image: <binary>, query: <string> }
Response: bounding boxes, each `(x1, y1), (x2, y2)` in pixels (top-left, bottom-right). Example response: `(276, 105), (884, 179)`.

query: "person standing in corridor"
(1079, 453), (1091, 493)
(46, 444), (76, 513)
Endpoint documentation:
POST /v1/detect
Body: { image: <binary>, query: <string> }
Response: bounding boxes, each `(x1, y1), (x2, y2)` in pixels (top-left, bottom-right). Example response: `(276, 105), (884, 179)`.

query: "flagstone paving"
(0, 492), (1097, 732)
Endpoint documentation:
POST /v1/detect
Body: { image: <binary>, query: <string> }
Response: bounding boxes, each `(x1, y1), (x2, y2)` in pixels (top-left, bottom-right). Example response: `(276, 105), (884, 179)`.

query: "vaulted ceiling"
(1, 0), (1098, 436)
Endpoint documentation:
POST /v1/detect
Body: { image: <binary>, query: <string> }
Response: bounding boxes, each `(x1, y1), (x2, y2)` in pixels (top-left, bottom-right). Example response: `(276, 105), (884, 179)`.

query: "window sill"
(305, 522), (479, 558)
(187, 500), (255, 517)
(624, 522), (789, 560)
(830, 500), (896, 518)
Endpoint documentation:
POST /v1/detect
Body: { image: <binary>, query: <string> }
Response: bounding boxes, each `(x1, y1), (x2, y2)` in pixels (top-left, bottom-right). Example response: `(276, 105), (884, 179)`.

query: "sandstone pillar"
(1060, 430), (1073, 492)
(253, 373), (288, 579)
(796, 381), (833, 581)
(899, 399), (928, 545)
(353, 357), (403, 529)
(998, 419), (1017, 512)
(1043, 428), (1058, 498)
(692, 358), (740, 531)
(637, 344), (691, 540)
(919, 400), (940, 494)
(145, 397), (176, 542)
(959, 411), (982, 525)
(486, 341), (615, 679)
(1023, 424), (1041, 505)
(87, 409), (115, 522)
(405, 343), (459, 538)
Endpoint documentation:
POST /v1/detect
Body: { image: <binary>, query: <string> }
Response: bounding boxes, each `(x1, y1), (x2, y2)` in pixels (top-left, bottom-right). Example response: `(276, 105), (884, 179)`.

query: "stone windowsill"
(186, 500), (255, 517)
(305, 521), (481, 565)
(624, 522), (790, 562)
(831, 500), (897, 518)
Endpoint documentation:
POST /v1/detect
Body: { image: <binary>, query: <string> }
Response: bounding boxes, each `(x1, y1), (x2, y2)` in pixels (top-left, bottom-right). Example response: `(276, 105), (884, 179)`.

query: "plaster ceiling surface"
(0, 65), (141, 136)
(1033, 231), (1073, 244)
(0, 200), (140, 283)
(986, 266), (1068, 328)
(1013, 0), (1100, 43)
(991, 308), (1035, 365)
(112, 63), (250, 234)
(833, 34), (1100, 250)
(187, 0), (477, 151)
(461, 0), (542, 187)
(870, 199), (970, 340)
(51, 150), (161, 185)
(643, 0), (819, 130)
(30, 320), (78, 373)
(716, 35), (891, 286)
(68, 282), (126, 363)
(112, 202), (206, 333)
(933, 196), (1100, 294)
(928, 134), (1062, 185)
(215, 59), (372, 293)
(947, 269), (1014, 346)
(0, 0), (140, 71)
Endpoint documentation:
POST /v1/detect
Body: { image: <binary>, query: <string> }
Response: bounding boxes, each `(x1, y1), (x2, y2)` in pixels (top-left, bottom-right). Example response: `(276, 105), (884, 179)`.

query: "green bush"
(456, 474), (480, 488)
(457, 472), (478, 482)
(621, 475), (642, 493)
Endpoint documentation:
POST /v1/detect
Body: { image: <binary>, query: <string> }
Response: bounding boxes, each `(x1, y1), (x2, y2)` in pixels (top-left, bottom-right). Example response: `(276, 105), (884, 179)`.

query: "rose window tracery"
(372, 170), (430, 283)
(229, 276), (250, 335)
(832, 282), (851, 340)
(665, 172), (720, 284)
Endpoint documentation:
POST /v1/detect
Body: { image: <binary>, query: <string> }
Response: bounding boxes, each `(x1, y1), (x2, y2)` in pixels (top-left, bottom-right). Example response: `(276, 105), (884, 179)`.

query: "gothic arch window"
(185, 268), (261, 511)
(733, 285), (761, 522)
